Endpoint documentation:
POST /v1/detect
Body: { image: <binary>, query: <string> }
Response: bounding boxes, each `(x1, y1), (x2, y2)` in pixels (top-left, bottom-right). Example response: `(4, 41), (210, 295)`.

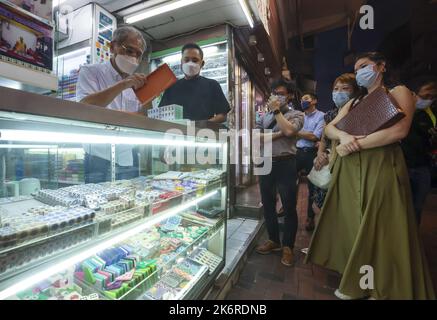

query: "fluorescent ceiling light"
(57, 47), (90, 60)
(125, 0), (205, 24)
(0, 190), (218, 300)
(203, 46), (219, 56)
(161, 45), (218, 64)
(162, 53), (182, 64)
(238, 0), (254, 28)
(0, 130), (222, 148)
(0, 144), (57, 149)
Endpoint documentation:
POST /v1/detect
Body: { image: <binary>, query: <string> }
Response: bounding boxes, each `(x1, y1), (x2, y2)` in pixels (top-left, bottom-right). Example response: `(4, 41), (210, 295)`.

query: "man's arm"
(78, 68), (147, 108)
(297, 131), (319, 141)
(274, 112), (300, 137)
(80, 81), (130, 108)
(268, 99), (303, 137)
(208, 113), (227, 123)
(259, 132), (284, 141)
(210, 80), (230, 123)
(297, 114), (325, 141)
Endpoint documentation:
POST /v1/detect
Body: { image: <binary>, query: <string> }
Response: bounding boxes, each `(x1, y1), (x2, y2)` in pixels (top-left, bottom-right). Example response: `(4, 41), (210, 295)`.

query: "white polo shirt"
(76, 61), (142, 166)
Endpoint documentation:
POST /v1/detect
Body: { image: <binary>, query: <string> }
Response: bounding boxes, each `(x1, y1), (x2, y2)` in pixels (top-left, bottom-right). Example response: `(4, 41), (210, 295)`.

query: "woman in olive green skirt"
(305, 52), (436, 300)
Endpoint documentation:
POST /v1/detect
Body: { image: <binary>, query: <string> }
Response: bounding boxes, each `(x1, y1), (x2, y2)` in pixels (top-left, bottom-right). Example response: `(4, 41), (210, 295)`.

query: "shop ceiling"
(59, 0), (260, 41)
(277, 0), (366, 42)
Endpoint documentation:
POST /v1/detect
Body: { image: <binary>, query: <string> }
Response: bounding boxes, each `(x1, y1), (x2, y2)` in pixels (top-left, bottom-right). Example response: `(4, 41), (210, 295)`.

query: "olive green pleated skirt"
(305, 143), (436, 300)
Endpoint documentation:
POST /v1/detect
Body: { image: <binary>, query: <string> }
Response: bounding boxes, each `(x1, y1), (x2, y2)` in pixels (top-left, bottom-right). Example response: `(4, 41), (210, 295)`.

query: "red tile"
(298, 277), (316, 300)
(264, 289), (284, 300)
(266, 281), (299, 296)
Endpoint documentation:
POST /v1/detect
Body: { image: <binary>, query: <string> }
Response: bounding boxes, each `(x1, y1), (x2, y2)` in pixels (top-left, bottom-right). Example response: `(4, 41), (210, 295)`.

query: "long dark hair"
(351, 52), (388, 107)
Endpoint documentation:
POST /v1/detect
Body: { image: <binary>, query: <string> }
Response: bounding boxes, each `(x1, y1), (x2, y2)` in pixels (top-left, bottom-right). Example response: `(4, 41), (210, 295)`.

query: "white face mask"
(416, 97), (434, 110)
(182, 61), (201, 77)
(115, 54), (139, 75)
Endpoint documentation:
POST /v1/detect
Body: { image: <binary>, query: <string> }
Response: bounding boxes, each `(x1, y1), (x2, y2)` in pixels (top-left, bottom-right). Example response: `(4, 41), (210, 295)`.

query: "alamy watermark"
(359, 265), (375, 290)
(359, 5), (375, 30)
(163, 121), (273, 175)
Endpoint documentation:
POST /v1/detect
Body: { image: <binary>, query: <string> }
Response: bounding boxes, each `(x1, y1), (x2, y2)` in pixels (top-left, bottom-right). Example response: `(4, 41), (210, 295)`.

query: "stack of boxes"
(147, 105), (184, 121)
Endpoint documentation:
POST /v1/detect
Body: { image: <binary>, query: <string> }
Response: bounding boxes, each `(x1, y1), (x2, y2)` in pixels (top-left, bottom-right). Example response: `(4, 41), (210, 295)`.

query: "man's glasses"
(120, 43), (144, 60)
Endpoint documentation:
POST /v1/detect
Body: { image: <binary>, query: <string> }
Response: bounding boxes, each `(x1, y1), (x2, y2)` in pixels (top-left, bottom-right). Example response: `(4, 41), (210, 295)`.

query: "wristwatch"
(273, 109), (281, 115)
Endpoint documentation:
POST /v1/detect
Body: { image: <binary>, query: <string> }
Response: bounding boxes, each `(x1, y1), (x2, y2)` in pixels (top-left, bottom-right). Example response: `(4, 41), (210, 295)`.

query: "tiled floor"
(235, 184), (261, 207)
(225, 182), (437, 300)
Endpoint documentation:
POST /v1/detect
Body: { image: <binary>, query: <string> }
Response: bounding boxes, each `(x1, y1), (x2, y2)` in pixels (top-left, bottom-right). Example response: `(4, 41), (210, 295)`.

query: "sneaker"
(305, 218), (315, 231)
(300, 247), (309, 255)
(281, 246), (294, 267)
(334, 289), (353, 300)
(255, 240), (281, 255)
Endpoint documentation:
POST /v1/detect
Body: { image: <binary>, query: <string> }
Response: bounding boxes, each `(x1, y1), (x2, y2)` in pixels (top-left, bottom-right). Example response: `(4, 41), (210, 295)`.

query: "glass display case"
(233, 62), (255, 187)
(0, 86), (229, 300)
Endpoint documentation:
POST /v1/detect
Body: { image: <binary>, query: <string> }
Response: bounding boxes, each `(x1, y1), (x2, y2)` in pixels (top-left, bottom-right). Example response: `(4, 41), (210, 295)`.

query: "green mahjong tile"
(84, 267), (96, 285)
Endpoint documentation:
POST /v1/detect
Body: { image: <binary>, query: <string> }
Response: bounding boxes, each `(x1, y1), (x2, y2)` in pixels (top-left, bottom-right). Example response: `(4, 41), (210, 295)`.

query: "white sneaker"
(300, 248), (309, 254)
(334, 289), (353, 300)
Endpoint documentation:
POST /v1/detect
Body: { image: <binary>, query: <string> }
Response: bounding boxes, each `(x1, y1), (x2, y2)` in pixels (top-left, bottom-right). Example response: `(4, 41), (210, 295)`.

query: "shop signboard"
(8, 0), (52, 21)
(256, 0), (270, 36)
(0, 1), (53, 72)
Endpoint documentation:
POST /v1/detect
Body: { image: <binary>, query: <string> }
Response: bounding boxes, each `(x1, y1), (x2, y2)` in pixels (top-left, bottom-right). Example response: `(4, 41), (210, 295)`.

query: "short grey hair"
(113, 26), (147, 51)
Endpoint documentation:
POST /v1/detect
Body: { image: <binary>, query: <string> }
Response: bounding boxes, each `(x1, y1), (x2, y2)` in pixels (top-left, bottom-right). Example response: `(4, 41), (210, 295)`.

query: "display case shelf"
(0, 189), (221, 299)
(75, 216), (224, 300)
(0, 87), (229, 300)
(0, 0), (54, 27)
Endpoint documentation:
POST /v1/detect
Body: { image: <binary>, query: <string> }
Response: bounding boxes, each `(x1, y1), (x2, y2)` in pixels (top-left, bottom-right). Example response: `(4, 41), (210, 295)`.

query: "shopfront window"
(234, 63), (255, 187)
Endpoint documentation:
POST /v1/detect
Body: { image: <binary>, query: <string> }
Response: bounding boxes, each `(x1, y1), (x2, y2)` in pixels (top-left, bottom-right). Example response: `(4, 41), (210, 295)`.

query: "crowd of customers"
(255, 51), (437, 300)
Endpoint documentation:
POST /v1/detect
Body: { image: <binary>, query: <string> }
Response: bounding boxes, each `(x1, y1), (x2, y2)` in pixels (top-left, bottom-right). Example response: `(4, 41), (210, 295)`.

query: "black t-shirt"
(401, 107), (435, 168)
(158, 76), (230, 121)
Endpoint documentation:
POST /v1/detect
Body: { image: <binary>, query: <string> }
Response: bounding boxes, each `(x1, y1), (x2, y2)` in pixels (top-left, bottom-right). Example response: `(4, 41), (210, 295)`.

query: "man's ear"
(201, 60), (205, 68)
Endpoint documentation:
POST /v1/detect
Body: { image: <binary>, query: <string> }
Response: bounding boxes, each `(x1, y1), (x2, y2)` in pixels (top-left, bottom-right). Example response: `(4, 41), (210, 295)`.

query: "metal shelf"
(0, 61), (58, 92)
(0, 0), (54, 27)
(0, 188), (222, 299)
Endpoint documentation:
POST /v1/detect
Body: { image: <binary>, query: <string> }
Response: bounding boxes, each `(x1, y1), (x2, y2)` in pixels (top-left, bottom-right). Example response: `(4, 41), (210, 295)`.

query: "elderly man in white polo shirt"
(76, 26), (148, 183)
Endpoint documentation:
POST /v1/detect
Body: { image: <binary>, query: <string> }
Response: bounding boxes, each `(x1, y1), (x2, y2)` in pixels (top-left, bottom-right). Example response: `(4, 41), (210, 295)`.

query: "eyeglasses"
(273, 91), (287, 96)
(120, 43), (145, 60)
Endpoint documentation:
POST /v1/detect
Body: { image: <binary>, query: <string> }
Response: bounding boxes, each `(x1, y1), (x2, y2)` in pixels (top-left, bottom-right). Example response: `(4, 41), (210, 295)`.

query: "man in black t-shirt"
(158, 43), (230, 122)
(402, 79), (437, 224)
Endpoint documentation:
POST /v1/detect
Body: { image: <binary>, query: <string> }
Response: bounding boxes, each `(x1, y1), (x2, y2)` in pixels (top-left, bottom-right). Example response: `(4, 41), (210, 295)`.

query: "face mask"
(274, 95), (287, 106)
(332, 91), (351, 108)
(416, 97), (434, 110)
(301, 100), (311, 110)
(182, 61), (201, 77)
(356, 64), (380, 88)
(115, 54), (139, 75)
